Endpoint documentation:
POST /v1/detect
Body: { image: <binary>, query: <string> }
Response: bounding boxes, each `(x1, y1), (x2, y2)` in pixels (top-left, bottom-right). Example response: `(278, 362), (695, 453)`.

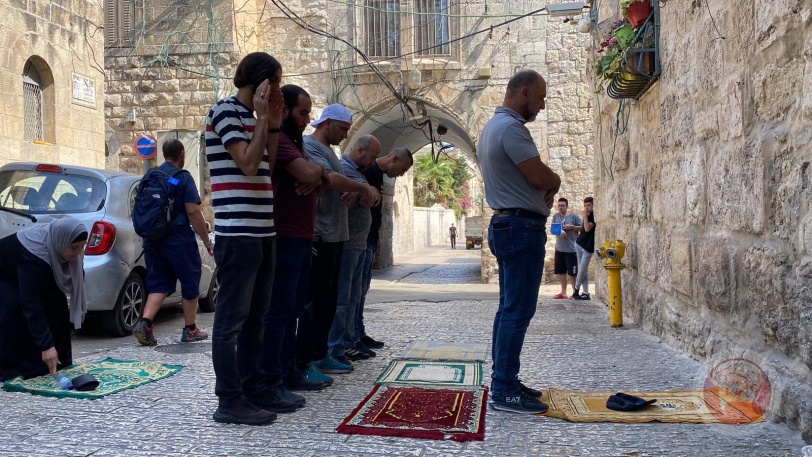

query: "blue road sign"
(133, 134), (158, 159)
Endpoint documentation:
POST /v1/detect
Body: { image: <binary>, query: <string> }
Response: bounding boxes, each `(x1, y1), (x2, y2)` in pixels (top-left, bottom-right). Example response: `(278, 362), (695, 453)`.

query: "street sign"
(133, 134), (158, 159)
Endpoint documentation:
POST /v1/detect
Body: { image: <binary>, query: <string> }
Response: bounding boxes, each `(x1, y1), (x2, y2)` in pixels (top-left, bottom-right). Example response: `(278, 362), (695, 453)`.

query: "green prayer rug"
(401, 340), (489, 361)
(2, 358), (182, 399)
(375, 359), (483, 387)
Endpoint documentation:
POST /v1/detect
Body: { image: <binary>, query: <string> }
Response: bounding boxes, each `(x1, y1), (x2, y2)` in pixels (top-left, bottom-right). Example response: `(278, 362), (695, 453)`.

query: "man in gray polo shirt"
(299, 105), (378, 383)
(552, 197), (583, 299)
(478, 69), (561, 414)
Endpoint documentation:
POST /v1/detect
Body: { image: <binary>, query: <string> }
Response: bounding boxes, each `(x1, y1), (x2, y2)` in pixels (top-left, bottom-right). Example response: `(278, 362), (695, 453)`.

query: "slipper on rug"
(606, 392), (657, 411)
(2, 358), (182, 399)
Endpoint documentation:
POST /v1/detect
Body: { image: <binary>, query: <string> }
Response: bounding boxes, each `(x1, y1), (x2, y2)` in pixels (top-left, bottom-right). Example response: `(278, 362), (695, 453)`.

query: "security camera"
(437, 125), (448, 135)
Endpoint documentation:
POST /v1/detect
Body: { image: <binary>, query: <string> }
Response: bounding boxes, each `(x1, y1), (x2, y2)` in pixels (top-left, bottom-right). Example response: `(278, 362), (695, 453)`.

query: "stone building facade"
(0, 0), (106, 168)
(103, 0), (594, 271)
(591, 0), (811, 440)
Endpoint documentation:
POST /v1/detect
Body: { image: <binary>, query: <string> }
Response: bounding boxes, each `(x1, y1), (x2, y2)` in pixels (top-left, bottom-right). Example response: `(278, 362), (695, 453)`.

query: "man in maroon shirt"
(260, 85), (330, 413)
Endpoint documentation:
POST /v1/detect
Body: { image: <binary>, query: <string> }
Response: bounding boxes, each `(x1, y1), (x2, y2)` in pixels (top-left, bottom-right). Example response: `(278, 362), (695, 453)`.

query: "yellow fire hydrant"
(595, 240), (627, 327)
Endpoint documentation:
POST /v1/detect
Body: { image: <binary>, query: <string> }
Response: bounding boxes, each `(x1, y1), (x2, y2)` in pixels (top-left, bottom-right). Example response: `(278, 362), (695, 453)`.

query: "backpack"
(132, 167), (187, 241)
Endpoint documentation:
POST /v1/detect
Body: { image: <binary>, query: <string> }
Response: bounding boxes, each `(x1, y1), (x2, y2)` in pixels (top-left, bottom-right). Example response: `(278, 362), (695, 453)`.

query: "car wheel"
(103, 272), (146, 337)
(199, 268), (219, 313)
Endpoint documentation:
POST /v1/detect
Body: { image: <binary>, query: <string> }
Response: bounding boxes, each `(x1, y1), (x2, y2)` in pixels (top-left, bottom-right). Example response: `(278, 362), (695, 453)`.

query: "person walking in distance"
(133, 139), (211, 347)
(551, 197), (582, 299)
(449, 223), (457, 249)
(572, 197), (596, 300)
(205, 52), (284, 426)
(478, 69), (560, 414)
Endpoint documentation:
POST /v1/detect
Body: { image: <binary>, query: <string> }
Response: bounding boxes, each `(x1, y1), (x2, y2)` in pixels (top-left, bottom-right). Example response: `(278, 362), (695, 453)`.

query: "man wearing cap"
(296, 105), (379, 383)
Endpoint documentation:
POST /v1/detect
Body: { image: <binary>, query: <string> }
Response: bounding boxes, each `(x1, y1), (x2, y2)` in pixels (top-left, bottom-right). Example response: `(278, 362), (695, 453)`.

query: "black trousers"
(295, 241), (343, 367)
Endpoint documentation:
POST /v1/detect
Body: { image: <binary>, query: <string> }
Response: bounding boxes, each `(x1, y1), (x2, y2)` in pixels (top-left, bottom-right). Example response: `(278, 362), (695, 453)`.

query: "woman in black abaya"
(0, 217), (88, 381)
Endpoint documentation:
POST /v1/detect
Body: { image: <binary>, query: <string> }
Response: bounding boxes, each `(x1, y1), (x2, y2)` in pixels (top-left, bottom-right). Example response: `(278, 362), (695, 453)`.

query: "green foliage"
(413, 152), (471, 219)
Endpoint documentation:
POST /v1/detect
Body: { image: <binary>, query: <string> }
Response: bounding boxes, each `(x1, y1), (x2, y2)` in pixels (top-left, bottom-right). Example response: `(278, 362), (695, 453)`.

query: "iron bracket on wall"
(607, 1), (661, 100)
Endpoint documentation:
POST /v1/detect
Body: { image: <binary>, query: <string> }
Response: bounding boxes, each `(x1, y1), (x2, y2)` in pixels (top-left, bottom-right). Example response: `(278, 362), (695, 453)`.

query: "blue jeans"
(327, 247), (366, 357)
(488, 214), (547, 397)
(355, 241), (376, 341)
(261, 237), (312, 384)
(212, 235), (275, 406)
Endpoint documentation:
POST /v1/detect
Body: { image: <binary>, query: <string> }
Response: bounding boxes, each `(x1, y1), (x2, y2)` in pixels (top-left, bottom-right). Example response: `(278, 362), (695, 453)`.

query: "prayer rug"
(401, 340), (489, 361)
(2, 358), (182, 399)
(337, 385), (488, 442)
(375, 359), (483, 387)
(538, 388), (766, 424)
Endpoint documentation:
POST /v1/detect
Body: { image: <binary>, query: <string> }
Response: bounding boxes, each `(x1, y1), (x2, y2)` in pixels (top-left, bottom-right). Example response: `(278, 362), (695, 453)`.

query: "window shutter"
(105, 0), (118, 46)
(122, 0), (133, 44)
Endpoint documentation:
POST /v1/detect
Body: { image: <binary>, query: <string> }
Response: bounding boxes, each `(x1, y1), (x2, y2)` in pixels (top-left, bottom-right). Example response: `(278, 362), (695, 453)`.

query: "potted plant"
(621, 0), (653, 28)
(594, 20), (635, 92)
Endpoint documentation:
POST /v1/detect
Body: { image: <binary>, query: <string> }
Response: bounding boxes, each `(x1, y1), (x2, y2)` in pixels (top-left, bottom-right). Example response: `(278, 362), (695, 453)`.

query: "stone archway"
(344, 95), (483, 271)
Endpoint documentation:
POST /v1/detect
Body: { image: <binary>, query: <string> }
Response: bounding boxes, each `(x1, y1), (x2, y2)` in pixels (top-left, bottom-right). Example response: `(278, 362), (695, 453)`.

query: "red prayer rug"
(337, 385), (488, 442)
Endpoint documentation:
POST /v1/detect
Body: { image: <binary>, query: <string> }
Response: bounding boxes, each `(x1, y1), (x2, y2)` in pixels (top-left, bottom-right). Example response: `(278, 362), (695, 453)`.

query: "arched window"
(23, 65), (44, 141)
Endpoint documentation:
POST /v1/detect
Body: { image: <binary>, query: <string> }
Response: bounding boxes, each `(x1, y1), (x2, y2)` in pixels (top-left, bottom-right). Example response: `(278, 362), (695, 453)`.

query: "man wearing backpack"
(133, 139), (213, 346)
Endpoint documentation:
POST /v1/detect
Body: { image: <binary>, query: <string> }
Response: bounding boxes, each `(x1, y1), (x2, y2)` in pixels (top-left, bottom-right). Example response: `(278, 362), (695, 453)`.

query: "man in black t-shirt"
(355, 147), (413, 354)
(449, 224), (457, 249)
(573, 196), (596, 300)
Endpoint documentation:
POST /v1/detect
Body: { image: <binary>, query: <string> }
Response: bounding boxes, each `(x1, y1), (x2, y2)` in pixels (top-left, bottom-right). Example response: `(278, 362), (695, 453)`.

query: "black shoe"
(284, 369), (326, 392)
(361, 335), (385, 349)
(354, 341), (376, 357)
(247, 388), (299, 413)
(571, 288), (580, 299)
(490, 393), (549, 414)
(213, 398), (277, 425)
(271, 384), (306, 408)
(345, 348), (370, 361)
(579, 292), (591, 301)
(518, 381), (544, 398)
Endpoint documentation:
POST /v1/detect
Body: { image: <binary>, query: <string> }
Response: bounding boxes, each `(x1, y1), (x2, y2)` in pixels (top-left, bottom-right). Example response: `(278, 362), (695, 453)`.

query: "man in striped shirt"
(205, 52), (284, 426)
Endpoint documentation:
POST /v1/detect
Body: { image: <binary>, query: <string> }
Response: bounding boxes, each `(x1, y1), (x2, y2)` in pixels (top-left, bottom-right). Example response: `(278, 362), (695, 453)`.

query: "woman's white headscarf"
(17, 217), (88, 329)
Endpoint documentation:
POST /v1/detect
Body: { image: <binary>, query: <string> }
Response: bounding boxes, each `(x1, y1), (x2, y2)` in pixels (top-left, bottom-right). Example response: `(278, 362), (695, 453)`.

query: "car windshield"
(0, 170), (106, 214)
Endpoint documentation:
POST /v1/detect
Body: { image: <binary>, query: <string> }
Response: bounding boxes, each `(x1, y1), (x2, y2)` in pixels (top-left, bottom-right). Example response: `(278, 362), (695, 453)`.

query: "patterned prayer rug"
(337, 385), (488, 442)
(375, 359), (483, 387)
(2, 358), (182, 399)
(538, 388), (766, 424)
(401, 340), (489, 361)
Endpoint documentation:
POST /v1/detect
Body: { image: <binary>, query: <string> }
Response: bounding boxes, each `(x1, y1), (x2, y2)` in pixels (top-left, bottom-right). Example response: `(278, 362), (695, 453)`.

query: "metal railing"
(23, 76), (44, 141)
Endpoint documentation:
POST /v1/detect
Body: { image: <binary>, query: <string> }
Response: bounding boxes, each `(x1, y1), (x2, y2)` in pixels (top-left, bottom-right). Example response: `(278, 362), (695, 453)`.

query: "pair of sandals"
(606, 392), (657, 411)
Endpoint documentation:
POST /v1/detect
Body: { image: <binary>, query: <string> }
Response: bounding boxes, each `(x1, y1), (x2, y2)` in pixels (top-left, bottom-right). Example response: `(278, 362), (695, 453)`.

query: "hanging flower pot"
(624, 0), (653, 28)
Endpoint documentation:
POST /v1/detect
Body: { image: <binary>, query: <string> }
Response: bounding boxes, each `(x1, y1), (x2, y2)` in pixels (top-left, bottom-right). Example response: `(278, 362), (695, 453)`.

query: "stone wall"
(592, 0), (812, 440)
(0, 0), (106, 168)
(412, 205), (464, 250)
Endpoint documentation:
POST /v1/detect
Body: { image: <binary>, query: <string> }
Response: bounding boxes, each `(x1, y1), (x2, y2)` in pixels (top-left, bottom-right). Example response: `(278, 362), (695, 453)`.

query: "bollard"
(596, 240), (626, 327)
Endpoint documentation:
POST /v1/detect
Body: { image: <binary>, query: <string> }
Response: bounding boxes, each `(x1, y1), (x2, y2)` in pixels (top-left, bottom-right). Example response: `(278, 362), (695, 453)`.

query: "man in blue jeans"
(478, 69), (561, 414)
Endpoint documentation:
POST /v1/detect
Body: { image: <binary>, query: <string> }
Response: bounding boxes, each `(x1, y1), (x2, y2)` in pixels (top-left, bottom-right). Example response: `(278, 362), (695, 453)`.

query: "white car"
(0, 162), (218, 336)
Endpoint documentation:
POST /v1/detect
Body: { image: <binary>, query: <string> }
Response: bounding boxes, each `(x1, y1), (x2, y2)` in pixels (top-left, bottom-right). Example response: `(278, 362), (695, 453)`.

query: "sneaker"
(552, 293), (566, 299)
(271, 384), (306, 408)
(181, 327), (209, 342)
(332, 355), (354, 369)
(571, 288), (580, 299)
(354, 341), (376, 357)
(133, 320), (157, 346)
(345, 348), (370, 361)
(314, 355), (353, 374)
(284, 369), (326, 391)
(490, 393), (549, 414)
(361, 335), (385, 349)
(579, 292), (591, 301)
(213, 398), (277, 425)
(247, 387), (299, 413)
(304, 364), (334, 387)
(519, 381), (543, 398)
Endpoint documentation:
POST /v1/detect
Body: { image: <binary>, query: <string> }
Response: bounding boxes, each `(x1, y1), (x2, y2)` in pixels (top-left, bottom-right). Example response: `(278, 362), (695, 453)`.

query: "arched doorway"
(344, 96), (483, 271)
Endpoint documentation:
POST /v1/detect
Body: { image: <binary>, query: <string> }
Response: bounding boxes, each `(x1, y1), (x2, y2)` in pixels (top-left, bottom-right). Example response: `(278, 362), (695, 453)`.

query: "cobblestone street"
(0, 247), (807, 456)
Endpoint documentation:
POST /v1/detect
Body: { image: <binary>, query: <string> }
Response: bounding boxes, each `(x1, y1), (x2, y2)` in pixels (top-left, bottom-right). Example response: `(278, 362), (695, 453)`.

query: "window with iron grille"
(363, 1), (402, 58)
(23, 75), (44, 141)
(105, 0), (135, 47)
(414, 0), (453, 56)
